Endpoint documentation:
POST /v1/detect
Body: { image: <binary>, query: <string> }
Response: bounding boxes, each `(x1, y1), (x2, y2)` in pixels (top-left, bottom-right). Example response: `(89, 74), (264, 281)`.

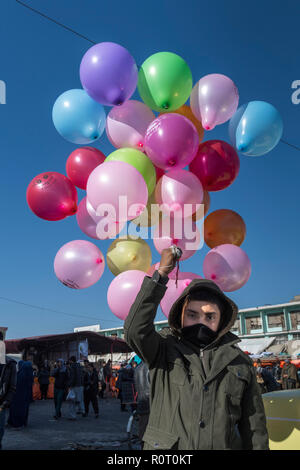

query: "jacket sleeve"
(238, 366), (270, 450)
(124, 275), (168, 368)
(2, 363), (17, 409)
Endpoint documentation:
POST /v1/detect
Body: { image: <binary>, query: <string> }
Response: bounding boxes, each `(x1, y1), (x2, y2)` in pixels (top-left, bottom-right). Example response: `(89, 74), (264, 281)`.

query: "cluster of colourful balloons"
(26, 42), (283, 322)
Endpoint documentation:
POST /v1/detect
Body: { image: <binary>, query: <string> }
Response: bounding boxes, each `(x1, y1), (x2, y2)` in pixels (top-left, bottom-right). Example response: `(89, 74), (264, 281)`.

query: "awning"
(238, 337), (276, 355)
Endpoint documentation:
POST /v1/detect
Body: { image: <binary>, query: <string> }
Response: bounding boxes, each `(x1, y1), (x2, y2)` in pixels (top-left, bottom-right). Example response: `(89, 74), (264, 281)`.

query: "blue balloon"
(229, 101), (283, 156)
(52, 89), (106, 144)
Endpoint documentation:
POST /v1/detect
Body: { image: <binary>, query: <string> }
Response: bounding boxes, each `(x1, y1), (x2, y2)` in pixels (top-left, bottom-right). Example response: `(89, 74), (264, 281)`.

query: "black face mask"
(180, 323), (218, 348)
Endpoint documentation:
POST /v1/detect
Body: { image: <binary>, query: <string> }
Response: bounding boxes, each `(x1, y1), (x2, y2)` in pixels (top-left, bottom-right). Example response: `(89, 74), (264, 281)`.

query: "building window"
(266, 313), (286, 332)
(290, 311), (300, 330)
(245, 316), (263, 334)
(231, 319), (241, 335)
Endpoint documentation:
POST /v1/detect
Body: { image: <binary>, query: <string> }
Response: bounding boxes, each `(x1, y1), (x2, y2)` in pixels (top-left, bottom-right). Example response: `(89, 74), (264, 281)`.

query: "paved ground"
(2, 397), (135, 450)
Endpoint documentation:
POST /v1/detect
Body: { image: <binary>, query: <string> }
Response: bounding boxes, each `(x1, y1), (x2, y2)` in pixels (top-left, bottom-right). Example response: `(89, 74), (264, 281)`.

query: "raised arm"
(124, 248), (177, 367)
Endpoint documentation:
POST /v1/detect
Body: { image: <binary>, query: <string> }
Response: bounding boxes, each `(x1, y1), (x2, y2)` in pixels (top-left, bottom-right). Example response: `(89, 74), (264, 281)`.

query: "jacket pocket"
(143, 426), (179, 450)
(225, 366), (249, 399)
(167, 360), (188, 386)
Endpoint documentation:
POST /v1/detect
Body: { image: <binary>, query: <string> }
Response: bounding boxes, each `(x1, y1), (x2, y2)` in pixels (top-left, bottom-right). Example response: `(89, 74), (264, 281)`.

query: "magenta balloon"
(160, 279), (192, 318)
(107, 270), (146, 320)
(189, 140), (240, 192)
(190, 74), (239, 131)
(144, 113), (199, 170)
(86, 160), (148, 222)
(106, 100), (155, 150)
(80, 42), (138, 106)
(155, 169), (203, 218)
(54, 240), (105, 289)
(153, 218), (201, 260)
(203, 244), (251, 292)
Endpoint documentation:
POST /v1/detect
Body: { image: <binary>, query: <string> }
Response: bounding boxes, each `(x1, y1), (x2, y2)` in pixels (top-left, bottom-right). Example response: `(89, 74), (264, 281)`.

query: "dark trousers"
(0, 408), (6, 449)
(40, 384), (49, 400)
(84, 390), (99, 415)
(54, 388), (65, 417)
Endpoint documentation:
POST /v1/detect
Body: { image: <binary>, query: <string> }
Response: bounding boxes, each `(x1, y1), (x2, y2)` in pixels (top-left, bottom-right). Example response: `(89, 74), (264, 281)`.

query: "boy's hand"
(158, 248), (177, 277)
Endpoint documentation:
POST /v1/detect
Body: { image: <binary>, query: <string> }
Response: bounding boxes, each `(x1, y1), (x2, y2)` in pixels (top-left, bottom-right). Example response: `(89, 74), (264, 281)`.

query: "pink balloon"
(106, 100), (155, 150)
(77, 197), (125, 239)
(144, 113), (199, 170)
(54, 240), (105, 289)
(169, 270), (203, 281)
(107, 270), (146, 320)
(190, 74), (239, 131)
(155, 169), (203, 218)
(203, 244), (251, 292)
(160, 279), (192, 318)
(86, 160), (148, 222)
(153, 218), (201, 260)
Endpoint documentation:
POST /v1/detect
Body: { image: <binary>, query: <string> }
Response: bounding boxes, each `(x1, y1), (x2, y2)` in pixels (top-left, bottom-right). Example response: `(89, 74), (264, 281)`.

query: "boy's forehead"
(186, 300), (221, 313)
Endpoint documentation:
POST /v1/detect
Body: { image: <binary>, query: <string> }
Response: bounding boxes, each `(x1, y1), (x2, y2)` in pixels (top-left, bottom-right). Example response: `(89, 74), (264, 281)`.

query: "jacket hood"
(168, 279), (239, 344)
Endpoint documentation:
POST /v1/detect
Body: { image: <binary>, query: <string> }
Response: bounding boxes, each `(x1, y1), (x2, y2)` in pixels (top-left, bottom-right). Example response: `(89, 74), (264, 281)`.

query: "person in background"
(97, 360), (106, 399)
(0, 332), (17, 450)
(67, 356), (84, 420)
(272, 359), (282, 389)
(103, 360), (112, 393)
(38, 365), (50, 400)
(281, 357), (298, 389)
(8, 361), (34, 428)
(134, 361), (150, 447)
(52, 359), (69, 419)
(83, 362), (99, 418)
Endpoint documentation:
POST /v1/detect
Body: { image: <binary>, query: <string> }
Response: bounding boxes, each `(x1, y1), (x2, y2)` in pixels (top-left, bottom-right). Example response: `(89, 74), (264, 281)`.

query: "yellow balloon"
(106, 237), (152, 276)
(131, 189), (162, 227)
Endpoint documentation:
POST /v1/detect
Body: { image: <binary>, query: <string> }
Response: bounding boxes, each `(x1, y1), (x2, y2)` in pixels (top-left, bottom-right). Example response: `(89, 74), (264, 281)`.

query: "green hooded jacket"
(124, 275), (269, 450)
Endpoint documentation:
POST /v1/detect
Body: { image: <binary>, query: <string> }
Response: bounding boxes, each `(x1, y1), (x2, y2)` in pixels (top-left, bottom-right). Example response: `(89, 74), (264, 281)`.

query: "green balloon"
(138, 52), (193, 112)
(106, 148), (156, 195)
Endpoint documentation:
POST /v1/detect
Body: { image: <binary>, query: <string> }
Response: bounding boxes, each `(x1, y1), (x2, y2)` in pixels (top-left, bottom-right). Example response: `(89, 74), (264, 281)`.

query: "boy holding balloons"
(124, 247), (269, 450)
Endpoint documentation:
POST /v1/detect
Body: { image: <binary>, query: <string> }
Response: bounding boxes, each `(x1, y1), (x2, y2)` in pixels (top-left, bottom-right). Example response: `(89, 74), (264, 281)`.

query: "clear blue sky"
(1, 0), (300, 339)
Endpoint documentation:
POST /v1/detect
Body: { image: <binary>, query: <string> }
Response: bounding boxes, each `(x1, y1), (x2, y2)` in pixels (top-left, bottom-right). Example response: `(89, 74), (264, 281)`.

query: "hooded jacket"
(124, 275), (269, 450)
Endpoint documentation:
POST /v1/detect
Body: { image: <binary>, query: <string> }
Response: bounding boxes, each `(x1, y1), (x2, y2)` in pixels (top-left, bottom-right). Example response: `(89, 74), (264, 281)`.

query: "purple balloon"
(190, 74), (239, 131)
(54, 240), (105, 289)
(144, 113), (199, 170)
(80, 42), (138, 106)
(203, 244), (251, 292)
(160, 279), (192, 318)
(107, 270), (146, 320)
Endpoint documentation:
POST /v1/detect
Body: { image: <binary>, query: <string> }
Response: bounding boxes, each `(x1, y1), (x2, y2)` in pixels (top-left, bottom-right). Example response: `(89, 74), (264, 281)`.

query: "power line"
(280, 139), (300, 152)
(16, 0), (97, 45)
(0, 295), (122, 325)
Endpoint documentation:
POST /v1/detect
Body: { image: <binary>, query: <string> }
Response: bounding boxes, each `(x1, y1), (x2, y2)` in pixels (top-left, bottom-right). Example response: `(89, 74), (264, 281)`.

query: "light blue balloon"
(229, 101), (283, 156)
(52, 89), (106, 144)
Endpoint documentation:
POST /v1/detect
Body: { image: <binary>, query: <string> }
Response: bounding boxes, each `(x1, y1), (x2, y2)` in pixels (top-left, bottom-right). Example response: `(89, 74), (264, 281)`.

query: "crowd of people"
(255, 357), (300, 393)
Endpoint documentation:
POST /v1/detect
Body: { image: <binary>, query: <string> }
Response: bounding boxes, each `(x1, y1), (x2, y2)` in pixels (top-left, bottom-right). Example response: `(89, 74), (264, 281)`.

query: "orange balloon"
(204, 209), (246, 248)
(192, 190), (210, 221)
(160, 104), (204, 142)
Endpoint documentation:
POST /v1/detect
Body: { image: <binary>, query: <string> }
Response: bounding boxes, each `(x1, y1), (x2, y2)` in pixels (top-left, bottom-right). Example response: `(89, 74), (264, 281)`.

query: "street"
(2, 396), (132, 450)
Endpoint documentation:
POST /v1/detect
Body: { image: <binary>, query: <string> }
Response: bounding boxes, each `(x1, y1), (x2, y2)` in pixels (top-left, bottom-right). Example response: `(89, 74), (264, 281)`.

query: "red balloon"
(66, 147), (106, 190)
(26, 172), (78, 221)
(155, 165), (165, 182)
(189, 140), (240, 191)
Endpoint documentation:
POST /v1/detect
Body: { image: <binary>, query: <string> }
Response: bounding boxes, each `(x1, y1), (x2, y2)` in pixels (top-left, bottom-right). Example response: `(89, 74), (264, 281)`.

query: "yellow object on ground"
(262, 389), (300, 450)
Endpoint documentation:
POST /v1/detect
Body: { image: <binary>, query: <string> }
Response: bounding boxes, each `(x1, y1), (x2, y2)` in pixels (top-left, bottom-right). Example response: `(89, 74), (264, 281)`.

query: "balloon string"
(175, 261), (180, 288)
